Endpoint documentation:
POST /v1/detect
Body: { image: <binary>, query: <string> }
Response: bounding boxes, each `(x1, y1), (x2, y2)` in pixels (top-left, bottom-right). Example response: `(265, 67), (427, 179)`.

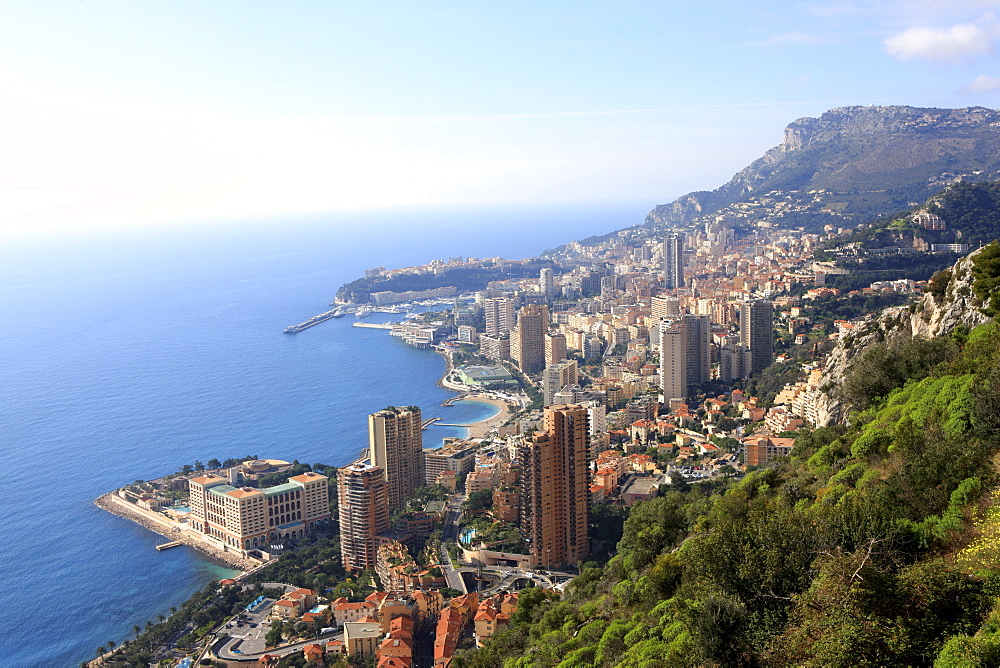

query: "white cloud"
(964, 73), (1000, 90)
(884, 19), (996, 63)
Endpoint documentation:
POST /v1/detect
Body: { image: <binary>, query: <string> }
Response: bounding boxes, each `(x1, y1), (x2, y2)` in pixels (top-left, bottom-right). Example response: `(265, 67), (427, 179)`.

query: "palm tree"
(158, 614), (165, 624)
(95, 645), (106, 662)
(107, 640), (116, 654)
(132, 624), (141, 639)
(170, 606), (178, 616)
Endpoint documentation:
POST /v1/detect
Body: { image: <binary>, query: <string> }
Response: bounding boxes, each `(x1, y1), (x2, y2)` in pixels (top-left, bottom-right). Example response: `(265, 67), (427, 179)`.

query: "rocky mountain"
(646, 105), (1000, 231)
(813, 247), (991, 426)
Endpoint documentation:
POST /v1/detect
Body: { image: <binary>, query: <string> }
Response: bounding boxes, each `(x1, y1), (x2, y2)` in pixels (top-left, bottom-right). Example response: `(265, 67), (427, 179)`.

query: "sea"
(0, 201), (650, 667)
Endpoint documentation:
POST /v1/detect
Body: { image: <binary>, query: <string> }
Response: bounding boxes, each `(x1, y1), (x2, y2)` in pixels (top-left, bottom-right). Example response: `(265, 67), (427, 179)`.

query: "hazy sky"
(4, 0), (1000, 232)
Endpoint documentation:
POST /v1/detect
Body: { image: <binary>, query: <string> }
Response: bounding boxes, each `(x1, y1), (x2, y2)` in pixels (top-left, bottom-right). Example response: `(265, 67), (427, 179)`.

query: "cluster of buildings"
(337, 403), (593, 574)
(252, 578), (519, 666)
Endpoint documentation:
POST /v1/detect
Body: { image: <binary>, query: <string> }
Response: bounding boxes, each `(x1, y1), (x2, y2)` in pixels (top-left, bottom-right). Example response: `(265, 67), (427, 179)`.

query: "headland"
(95, 490), (260, 572)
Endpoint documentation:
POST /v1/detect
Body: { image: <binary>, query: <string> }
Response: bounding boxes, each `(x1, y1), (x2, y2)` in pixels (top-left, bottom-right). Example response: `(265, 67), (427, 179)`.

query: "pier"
(155, 540), (182, 551)
(283, 308), (343, 334)
(422, 417), (442, 429)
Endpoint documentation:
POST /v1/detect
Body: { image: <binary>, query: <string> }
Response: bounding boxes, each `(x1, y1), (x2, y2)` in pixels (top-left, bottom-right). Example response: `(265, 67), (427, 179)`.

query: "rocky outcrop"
(645, 105), (1000, 230)
(813, 250), (990, 426)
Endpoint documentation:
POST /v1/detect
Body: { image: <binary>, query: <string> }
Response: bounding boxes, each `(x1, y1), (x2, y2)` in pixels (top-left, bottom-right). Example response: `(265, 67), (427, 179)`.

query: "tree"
(463, 490), (493, 512)
(265, 624), (285, 648)
(207, 458), (221, 469)
(972, 240), (1000, 317)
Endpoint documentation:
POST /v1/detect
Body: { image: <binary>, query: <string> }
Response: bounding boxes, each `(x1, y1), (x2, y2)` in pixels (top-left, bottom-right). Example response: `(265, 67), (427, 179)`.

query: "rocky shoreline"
(94, 492), (259, 572)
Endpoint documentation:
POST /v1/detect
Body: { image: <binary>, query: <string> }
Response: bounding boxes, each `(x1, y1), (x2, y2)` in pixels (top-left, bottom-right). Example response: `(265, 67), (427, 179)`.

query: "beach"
(459, 393), (514, 438)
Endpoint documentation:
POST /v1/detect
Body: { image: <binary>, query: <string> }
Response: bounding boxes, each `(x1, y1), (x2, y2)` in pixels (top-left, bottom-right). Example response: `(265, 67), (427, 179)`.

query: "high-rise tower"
(510, 304), (549, 375)
(483, 297), (517, 337)
(337, 463), (389, 571)
(739, 300), (774, 375)
(369, 406), (424, 509)
(663, 233), (684, 289)
(682, 314), (711, 387)
(658, 321), (687, 402)
(541, 359), (578, 407)
(519, 404), (590, 569)
(539, 267), (555, 300)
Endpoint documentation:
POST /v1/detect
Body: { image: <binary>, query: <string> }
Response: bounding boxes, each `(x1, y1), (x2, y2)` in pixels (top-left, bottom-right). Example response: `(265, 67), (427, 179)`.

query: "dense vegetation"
(935, 182), (1000, 247)
(455, 316), (1000, 666)
(87, 582), (264, 667)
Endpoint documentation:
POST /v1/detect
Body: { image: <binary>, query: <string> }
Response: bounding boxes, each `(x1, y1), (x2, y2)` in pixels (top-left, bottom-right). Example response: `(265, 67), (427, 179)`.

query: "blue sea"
(0, 201), (648, 666)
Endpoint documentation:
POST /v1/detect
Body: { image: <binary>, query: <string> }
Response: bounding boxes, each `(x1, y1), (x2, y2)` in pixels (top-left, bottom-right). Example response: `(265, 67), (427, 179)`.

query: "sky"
(4, 0), (1000, 233)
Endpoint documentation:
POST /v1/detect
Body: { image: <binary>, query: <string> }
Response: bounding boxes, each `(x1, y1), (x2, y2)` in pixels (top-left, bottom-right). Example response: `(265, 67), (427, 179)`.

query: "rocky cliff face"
(813, 249), (991, 426)
(646, 105), (1000, 230)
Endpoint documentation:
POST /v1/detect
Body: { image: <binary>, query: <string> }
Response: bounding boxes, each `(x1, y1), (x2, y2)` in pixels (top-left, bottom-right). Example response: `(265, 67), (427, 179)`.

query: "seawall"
(94, 492), (259, 572)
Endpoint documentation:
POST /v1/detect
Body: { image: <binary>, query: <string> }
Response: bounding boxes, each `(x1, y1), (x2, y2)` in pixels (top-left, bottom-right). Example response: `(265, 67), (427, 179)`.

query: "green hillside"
(455, 249), (1000, 667)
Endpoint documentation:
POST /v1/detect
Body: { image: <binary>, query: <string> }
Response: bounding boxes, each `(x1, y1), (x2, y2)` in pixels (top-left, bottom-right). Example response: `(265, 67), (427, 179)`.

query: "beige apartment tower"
(511, 304), (549, 375)
(519, 404), (590, 569)
(337, 463), (389, 571)
(545, 332), (567, 367)
(369, 406), (425, 509)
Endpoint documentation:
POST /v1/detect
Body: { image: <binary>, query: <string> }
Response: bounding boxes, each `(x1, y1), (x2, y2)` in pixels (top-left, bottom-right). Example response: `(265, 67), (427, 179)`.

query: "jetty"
(284, 307), (343, 334)
(422, 417), (442, 429)
(155, 541), (182, 551)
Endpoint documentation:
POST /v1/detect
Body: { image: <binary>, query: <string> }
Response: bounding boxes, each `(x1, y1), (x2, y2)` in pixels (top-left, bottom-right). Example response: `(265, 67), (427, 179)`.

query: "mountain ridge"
(645, 105), (1000, 232)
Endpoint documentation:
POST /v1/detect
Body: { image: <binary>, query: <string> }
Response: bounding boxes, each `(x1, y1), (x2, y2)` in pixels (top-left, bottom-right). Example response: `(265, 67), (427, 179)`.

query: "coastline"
(94, 492), (258, 572)
(434, 346), (513, 438)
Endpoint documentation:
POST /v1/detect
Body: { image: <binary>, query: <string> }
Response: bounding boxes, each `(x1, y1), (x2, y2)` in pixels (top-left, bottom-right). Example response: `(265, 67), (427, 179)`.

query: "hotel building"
(188, 471), (330, 553)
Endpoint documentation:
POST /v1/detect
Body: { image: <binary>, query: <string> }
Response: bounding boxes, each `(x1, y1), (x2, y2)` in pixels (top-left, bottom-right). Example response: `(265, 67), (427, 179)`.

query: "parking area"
(217, 600), (276, 657)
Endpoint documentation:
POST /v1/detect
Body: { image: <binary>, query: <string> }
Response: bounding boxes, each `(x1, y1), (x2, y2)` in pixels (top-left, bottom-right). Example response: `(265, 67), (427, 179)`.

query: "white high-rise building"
(539, 267), (555, 299)
(542, 359), (579, 407)
(484, 297), (517, 337)
(658, 321), (687, 402)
